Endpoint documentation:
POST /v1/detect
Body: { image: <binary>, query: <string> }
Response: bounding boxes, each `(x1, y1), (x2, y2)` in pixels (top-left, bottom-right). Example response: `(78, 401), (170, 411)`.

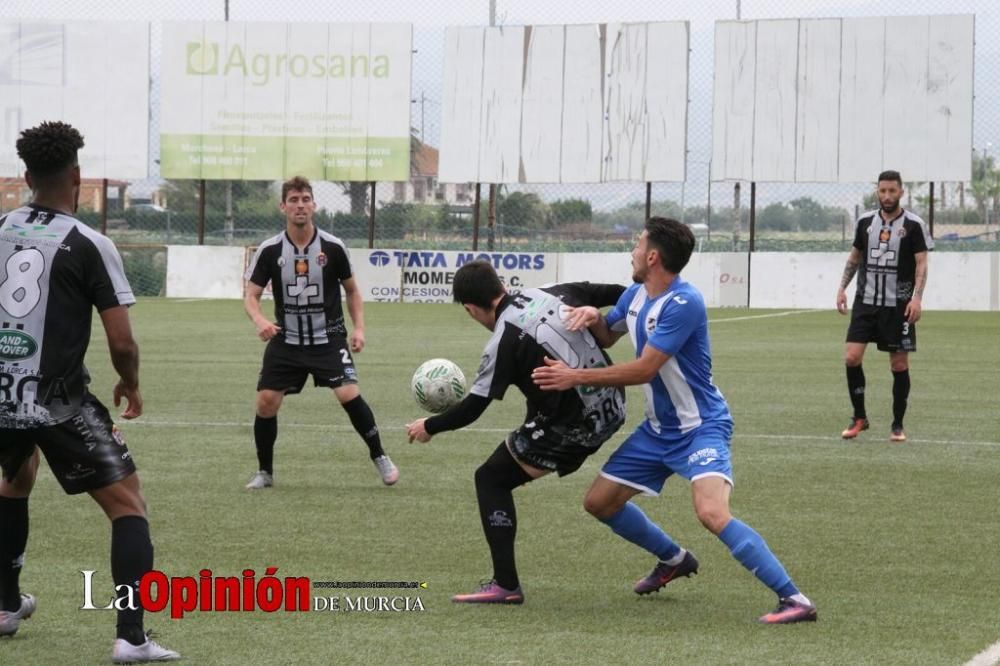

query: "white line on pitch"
(964, 641), (1000, 666)
(124, 419), (1000, 448)
(709, 309), (822, 323)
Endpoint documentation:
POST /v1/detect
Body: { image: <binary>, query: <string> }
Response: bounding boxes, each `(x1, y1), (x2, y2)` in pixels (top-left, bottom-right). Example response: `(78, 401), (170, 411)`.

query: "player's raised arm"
(342, 276), (365, 352)
(244, 281), (280, 341)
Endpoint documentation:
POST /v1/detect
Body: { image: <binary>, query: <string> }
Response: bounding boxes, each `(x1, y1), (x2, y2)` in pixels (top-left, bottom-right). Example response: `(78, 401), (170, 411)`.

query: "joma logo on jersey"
(0, 330), (38, 361)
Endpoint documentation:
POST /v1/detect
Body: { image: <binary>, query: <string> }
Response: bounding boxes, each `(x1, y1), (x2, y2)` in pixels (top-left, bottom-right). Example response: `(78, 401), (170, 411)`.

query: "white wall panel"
(0, 20), (149, 179)
(795, 19), (841, 182)
(712, 21), (757, 181)
(712, 15), (973, 183)
(644, 21), (689, 182)
(479, 26), (524, 183)
(520, 25), (565, 183)
(838, 18), (886, 182)
(560, 24), (604, 183)
(603, 23), (648, 181)
(440, 21), (689, 184)
(439, 27), (484, 183)
(926, 15), (975, 181)
(752, 20), (798, 182)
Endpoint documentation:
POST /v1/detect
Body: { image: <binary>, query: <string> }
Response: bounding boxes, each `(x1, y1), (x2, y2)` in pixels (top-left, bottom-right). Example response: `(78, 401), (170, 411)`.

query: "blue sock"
(600, 502), (681, 561)
(718, 519), (798, 598)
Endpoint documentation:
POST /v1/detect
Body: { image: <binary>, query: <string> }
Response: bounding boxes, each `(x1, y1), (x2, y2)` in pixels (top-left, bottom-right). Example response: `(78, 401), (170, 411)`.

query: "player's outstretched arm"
(533, 344), (669, 391)
(342, 276), (366, 352)
(244, 281), (280, 341)
(99, 305), (142, 419)
(406, 395), (492, 442)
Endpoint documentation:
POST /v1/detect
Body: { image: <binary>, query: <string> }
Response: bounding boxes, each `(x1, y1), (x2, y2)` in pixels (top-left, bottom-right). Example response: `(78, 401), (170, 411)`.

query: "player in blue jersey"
(533, 217), (816, 624)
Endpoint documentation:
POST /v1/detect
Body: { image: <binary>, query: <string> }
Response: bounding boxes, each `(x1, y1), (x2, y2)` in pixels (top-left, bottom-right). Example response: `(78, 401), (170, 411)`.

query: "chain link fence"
(3, 0), (999, 295)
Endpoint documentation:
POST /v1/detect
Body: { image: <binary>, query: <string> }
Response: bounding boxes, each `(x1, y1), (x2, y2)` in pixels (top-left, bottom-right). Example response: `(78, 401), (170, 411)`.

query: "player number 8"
(0, 249), (45, 318)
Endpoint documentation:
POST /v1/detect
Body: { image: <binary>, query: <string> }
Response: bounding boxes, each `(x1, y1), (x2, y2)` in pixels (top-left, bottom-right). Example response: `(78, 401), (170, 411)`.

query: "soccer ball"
(411, 358), (467, 414)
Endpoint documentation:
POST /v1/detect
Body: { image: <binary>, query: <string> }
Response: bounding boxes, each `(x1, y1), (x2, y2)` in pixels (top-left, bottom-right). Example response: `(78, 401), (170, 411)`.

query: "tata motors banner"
(0, 21), (150, 178)
(159, 21), (412, 181)
(352, 250), (559, 303)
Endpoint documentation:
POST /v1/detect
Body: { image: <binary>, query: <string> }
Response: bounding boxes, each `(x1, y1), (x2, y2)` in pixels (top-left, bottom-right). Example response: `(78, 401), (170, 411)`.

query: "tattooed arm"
(836, 247), (862, 315)
(905, 251), (928, 324)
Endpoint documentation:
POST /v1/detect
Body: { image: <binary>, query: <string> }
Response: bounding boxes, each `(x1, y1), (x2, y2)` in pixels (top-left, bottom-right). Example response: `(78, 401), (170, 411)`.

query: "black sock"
(474, 443), (533, 591)
(342, 396), (384, 459)
(846, 364), (866, 419)
(892, 369), (910, 428)
(111, 516), (152, 646)
(254, 415), (277, 474)
(0, 496), (28, 612)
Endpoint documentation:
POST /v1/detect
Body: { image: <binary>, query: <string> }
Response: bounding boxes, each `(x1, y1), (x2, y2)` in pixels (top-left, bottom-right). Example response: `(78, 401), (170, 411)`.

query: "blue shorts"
(599, 420), (734, 496)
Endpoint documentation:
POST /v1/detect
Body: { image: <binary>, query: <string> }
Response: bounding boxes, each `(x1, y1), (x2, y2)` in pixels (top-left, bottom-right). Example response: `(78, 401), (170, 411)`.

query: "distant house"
(0, 177), (129, 213)
(392, 141), (474, 205)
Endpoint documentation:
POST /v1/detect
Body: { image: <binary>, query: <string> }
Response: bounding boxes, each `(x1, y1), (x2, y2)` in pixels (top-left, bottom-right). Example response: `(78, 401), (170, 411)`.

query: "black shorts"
(0, 392), (137, 495)
(257, 338), (358, 394)
(846, 302), (917, 352)
(507, 413), (625, 477)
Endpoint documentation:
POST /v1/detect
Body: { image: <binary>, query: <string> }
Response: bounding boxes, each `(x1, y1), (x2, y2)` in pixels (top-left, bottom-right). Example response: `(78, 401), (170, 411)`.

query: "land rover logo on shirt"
(0, 330), (38, 361)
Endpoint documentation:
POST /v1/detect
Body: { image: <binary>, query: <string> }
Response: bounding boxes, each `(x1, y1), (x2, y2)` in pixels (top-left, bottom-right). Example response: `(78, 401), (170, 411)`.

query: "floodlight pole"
(928, 182), (935, 238)
(368, 181), (376, 249)
(645, 182), (651, 221)
(749, 181), (756, 252)
(197, 180), (206, 245)
(472, 183), (481, 251)
(100, 178), (109, 235)
(485, 0), (497, 252)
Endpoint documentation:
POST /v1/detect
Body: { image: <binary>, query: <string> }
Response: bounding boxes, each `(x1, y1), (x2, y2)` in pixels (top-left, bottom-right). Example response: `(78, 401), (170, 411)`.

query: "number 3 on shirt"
(0, 249), (45, 318)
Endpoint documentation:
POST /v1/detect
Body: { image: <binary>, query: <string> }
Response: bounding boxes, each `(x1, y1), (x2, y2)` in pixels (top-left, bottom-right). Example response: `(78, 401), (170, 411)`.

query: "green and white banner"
(160, 21), (412, 181)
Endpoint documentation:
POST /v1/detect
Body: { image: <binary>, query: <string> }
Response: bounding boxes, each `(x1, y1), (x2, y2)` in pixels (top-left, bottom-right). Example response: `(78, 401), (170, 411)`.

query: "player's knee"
(844, 353), (863, 367)
(255, 395), (281, 417)
(583, 492), (618, 520)
(890, 358), (908, 372)
(694, 503), (730, 534)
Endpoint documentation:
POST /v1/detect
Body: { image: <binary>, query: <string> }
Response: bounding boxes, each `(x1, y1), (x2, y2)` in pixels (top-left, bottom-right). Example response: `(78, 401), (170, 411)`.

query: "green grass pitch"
(3, 300), (999, 664)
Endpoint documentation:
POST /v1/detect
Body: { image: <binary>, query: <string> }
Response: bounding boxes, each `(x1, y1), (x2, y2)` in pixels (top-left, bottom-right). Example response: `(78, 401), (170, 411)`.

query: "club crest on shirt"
(646, 317), (656, 333)
(897, 228), (907, 238)
(316, 251), (327, 267)
(295, 258), (309, 275)
(277, 256), (285, 267)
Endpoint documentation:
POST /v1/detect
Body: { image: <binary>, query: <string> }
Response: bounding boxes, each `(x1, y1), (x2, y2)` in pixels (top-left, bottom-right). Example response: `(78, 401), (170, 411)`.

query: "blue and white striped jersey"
(606, 278), (732, 440)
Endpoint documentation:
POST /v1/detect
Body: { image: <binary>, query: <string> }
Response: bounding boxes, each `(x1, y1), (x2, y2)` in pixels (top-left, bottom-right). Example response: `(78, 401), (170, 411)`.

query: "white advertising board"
(160, 21), (412, 181)
(0, 20), (149, 178)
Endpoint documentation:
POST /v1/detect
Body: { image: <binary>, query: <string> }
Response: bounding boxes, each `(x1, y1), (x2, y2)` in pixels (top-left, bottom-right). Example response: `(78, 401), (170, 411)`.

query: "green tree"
(550, 198), (592, 227)
(497, 191), (549, 232)
(757, 202), (794, 231)
(788, 197), (827, 231)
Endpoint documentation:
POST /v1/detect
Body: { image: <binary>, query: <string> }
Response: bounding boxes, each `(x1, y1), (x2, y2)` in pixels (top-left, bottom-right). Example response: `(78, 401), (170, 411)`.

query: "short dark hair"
(282, 176), (313, 202)
(877, 170), (903, 187)
(645, 217), (695, 274)
(15, 121), (84, 186)
(453, 260), (504, 308)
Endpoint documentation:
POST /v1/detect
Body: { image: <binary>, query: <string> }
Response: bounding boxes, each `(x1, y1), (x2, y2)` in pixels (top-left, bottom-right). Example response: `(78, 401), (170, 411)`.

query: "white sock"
(662, 548), (687, 567)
